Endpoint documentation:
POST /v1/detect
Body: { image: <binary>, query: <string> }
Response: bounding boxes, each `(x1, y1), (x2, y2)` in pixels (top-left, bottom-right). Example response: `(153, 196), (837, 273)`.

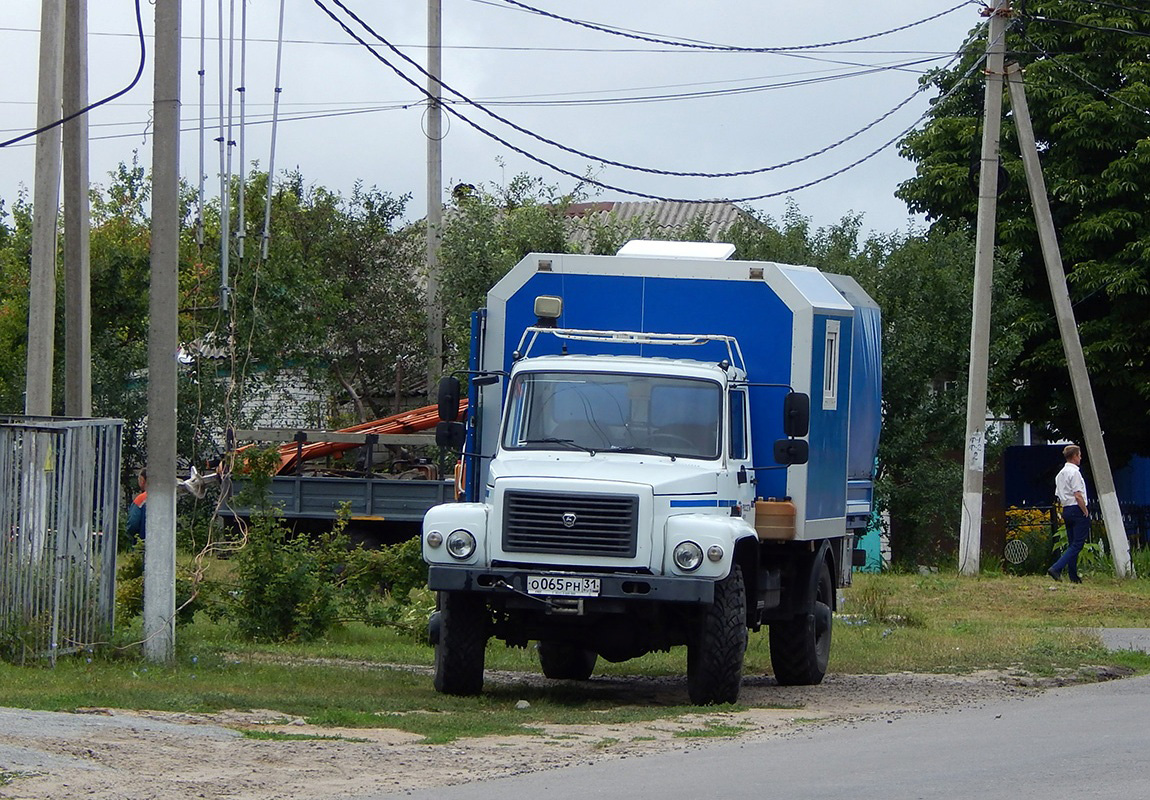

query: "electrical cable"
(0, 25), (972, 57)
(492, 0), (976, 53)
(328, 0), (950, 180)
(217, 0), (229, 310)
(0, 103), (417, 146)
(197, 0), (207, 249)
(474, 59), (948, 107)
(0, 0), (145, 149)
(237, 0), (249, 261)
(315, 0), (988, 203)
(1018, 31), (1150, 120)
(1023, 14), (1150, 39)
(262, 0), (288, 261)
(1076, 0), (1150, 16)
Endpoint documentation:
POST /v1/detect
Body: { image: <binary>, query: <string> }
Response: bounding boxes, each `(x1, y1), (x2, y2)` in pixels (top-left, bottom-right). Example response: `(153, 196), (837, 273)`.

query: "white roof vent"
(615, 240), (736, 260)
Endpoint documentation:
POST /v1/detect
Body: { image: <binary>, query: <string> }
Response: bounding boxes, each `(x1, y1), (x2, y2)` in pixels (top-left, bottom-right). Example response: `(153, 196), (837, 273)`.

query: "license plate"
(526, 575), (601, 597)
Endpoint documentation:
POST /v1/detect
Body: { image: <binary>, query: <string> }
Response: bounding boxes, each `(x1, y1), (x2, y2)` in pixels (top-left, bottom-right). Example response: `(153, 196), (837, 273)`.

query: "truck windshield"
(502, 371), (722, 460)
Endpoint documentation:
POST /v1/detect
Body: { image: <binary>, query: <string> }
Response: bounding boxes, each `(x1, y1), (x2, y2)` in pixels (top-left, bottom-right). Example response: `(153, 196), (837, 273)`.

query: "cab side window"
(729, 390), (747, 460)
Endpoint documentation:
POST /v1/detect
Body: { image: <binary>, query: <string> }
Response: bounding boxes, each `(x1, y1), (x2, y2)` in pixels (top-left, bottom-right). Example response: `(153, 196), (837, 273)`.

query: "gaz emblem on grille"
(561, 512), (577, 528)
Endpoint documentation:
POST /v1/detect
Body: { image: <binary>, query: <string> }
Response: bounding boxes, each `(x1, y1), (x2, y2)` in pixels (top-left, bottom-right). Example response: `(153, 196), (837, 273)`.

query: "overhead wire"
(328, 0), (949, 180)
(315, 0), (989, 203)
(1076, 0), (1150, 16)
(490, 0), (977, 53)
(0, 0), (146, 149)
(237, 0), (249, 261)
(197, 0), (207, 249)
(262, 0), (288, 261)
(1022, 13), (1150, 39)
(216, 0), (229, 310)
(1017, 30), (1150, 121)
(0, 23), (969, 57)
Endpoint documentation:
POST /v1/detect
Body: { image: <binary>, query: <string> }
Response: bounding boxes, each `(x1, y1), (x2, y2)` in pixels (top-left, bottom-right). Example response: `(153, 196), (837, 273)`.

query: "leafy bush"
(230, 513), (342, 642)
(229, 511), (430, 643)
(115, 541), (223, 626)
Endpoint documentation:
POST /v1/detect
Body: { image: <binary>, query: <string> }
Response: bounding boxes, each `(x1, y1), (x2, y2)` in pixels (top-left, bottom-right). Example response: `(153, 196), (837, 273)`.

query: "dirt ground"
(0, 665), (1114, 800)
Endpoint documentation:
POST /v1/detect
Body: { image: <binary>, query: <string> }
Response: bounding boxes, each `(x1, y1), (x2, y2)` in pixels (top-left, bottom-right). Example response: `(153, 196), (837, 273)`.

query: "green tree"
(897, 1), (1150, 462)
(437, 174), (579, 364)
(0, 195), (32, 411)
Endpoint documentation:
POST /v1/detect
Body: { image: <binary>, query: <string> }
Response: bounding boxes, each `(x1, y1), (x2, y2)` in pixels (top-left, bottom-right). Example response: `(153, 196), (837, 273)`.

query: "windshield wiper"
(604, 445), (677, 461)
(520, 437), (597, 455)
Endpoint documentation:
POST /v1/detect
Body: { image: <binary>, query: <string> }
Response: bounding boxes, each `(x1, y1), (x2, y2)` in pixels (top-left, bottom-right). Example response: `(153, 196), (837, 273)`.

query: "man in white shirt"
(1049, 444), (1089, 583)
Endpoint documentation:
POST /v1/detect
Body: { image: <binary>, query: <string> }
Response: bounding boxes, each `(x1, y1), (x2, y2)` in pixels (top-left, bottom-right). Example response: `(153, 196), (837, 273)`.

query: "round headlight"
(673, 541), (704, 572)
(446, 529), (476, 559)
(425, 530), (443, 548)
(707, 544), (724, 563)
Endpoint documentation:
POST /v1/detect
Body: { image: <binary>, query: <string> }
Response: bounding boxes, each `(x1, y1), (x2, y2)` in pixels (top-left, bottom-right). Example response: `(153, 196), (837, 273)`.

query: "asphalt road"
(383, 672), (1150, 800)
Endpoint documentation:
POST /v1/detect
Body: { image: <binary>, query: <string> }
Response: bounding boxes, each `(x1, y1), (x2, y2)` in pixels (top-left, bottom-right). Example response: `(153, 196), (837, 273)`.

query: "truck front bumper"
(427, 565), (715, 604)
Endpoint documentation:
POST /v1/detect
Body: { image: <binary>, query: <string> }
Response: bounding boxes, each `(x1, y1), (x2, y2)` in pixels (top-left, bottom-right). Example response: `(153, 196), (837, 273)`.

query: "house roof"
(564, 200), (750, 246)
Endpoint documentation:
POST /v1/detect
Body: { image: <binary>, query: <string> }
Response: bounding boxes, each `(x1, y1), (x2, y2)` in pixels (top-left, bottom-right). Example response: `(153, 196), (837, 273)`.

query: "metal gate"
(0, 417), (123, 665)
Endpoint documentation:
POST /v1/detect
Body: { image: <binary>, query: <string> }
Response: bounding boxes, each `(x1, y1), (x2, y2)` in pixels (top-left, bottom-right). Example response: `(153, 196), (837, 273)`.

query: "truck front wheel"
(686, 564), (747, 705)
(769, 558), (832, 686)
(537, 641), (598, 680)
(433, 591), (488, 695)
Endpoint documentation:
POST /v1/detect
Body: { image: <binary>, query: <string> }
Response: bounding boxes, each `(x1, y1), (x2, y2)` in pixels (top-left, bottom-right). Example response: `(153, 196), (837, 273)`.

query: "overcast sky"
(1, 0), (984, 237)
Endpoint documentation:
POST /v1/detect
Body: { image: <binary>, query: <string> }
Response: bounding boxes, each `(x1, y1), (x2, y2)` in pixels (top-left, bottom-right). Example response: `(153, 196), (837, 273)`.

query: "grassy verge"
(2, 571), (1149, 742)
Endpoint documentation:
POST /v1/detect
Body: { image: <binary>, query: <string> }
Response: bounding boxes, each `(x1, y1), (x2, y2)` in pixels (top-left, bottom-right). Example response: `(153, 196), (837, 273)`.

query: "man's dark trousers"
(1051, 506), (1090, 581)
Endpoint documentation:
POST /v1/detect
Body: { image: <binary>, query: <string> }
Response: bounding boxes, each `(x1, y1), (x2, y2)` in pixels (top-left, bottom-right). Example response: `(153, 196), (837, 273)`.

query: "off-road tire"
(769, 558), (832, 686)
(433, 591), (488, 695)
(686, 564), (747, 705)
(537, 641), (598, 680)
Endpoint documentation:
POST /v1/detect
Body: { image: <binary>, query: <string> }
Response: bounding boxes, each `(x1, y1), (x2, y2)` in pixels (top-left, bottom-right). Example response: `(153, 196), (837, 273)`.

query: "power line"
(0, 25), (968, 57)
(491, 0), (977, 53)
(1077, 0), (1150, 16)
(313, 0), (988, 204)
(0, 54), (949, 113)
(477, 59), (948, 107)
(1023, 14), (1150, 39)
(327, 0), (945, 180)
(0, 0), (146, 149)
(1018, 31), (1150, 121)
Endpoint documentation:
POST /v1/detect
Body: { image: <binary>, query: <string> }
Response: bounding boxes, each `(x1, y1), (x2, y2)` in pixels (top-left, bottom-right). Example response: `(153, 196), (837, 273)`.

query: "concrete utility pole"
(143, 0), (181, 663)
(1005, 63), (1132, 577)
(426, 0), (444, 401)
(26, 0), (65, 417)
(63, 0), (92, 418)
(958, 0), (1009, 575)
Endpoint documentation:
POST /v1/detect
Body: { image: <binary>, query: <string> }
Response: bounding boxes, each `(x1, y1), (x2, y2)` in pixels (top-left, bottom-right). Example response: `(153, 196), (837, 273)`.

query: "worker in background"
(126, 468), (147, 541)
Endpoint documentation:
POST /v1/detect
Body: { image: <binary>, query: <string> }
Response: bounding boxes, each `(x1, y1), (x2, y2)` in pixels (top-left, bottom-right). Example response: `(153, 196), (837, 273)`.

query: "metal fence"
(0, 417), (123, 665)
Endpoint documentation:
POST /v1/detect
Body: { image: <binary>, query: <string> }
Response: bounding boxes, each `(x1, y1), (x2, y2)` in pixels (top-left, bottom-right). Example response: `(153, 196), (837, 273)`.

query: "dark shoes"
(1069, 576), (1083, 584)
(1047, 568), (1062, 581)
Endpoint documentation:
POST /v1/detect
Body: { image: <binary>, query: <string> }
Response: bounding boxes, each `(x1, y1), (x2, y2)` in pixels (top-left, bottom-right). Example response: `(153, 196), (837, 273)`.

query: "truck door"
(729, 388), (755, 520)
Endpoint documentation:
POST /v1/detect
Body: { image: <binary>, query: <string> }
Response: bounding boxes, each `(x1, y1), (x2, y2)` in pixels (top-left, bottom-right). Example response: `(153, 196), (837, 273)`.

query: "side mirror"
(783, 392), (810, 438)
(472, 373), (501, 387)
(436, 421), (466, 451)
(773, 438), (809, 465)
(437, 376), (461, 422)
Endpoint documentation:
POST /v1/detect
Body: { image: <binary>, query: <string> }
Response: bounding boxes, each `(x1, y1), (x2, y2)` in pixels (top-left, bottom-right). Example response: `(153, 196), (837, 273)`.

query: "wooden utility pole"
(426, 0), (444, 400)
(26, 0), (65, 417)
(63, 0), (92, 418)
(1004, 63), (1132, 577)
(143, 0), (181, 663)
(958, 0), (1009, 575)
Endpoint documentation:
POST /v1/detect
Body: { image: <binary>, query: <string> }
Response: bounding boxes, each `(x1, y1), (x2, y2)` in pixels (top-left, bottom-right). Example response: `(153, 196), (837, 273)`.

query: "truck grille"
(503, 490), (639, 558)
